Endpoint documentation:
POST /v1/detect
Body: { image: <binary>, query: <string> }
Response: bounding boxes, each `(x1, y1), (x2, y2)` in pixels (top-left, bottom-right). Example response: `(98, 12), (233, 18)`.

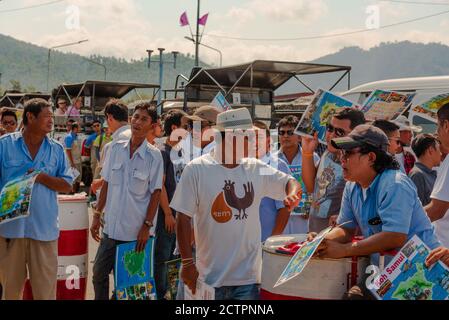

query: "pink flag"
(198, 13), (209, 26)
(180, 11), (189, 27)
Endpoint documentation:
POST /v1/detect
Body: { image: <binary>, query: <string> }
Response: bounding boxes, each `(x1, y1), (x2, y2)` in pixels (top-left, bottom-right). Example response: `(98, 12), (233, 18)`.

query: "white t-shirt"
(430, 155), (449, 247)
(170, 153), (293, 288)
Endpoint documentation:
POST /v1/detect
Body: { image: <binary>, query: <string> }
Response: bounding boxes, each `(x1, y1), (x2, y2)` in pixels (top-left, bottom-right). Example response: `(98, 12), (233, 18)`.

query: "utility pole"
(195, 0), (200, 67)
(147, 49), (178, 115)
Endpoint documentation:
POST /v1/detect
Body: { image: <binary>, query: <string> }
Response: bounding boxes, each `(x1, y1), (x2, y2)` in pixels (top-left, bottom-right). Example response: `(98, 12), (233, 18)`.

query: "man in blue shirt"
(313, 124), (440, 299)
(85, 120), (101, 179)
(64, 122), (82, 192)
(0, 98), (72, 300)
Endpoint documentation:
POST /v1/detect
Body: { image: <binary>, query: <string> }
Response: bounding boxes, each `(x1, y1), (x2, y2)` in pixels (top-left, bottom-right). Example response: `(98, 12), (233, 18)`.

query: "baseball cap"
(331, 124), (390, 153)
(394, 115), (422, 133)
(184, 105), (221, 125)
(213, 108), (253, 132)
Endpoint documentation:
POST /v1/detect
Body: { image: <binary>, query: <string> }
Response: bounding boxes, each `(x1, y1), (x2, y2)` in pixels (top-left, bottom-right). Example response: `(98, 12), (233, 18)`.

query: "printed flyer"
(360, 90), (416, 121)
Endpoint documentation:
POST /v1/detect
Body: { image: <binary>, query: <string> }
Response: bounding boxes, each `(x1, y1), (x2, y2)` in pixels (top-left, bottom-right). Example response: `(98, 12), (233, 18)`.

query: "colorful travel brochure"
(360, 90), (416, 121)
(211, 91), (232, 111)
(115, 239), (156, 300)
(370, 235), (449, 300)
(411, 92), (449, 122)
(0, 171), (40, 225)
(165, 258), (181, 300)
(274, 225), (333, 287)
(184, 279), (215, 300)
(288, 165), (310, 216)
(295, 89), (357, 144)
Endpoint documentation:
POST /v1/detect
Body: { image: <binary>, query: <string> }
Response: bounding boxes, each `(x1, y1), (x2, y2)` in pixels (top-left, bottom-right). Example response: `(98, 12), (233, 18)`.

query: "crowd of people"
(1, 96), (449, 301)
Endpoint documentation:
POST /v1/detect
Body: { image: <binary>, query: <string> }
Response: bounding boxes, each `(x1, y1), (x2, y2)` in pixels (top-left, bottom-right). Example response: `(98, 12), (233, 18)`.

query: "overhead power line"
(204, 9), (449, 41)
(0, 0), (65, 14)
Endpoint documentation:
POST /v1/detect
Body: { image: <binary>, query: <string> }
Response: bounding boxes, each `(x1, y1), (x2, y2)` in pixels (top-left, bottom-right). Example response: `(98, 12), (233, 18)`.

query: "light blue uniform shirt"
(101, 139), (164, 241)
(259, 153), (291, 242)
(275, 146), (320, 234)
(337, 169), (440, 264)
(0, 132), (73, 241)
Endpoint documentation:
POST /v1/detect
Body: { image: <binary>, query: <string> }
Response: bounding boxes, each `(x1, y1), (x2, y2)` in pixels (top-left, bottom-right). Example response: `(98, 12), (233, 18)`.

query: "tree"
(10, 80), (21, 92)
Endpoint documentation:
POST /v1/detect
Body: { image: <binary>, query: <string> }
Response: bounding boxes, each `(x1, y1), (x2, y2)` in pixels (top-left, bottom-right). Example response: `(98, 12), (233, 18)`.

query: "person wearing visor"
(310, 124), (440, 299)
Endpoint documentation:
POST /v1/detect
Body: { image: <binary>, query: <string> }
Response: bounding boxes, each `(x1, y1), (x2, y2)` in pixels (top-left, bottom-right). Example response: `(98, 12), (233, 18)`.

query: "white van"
(341, 76), (449, 134)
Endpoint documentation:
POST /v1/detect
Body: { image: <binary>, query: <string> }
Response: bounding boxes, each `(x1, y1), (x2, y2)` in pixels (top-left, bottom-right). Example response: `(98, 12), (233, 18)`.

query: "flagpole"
(195, 0), (200, 67)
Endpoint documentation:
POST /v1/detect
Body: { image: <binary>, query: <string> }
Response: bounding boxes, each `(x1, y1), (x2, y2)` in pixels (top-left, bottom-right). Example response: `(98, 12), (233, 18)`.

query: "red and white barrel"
(23, 194), (89, 300)
(260, 234), (369, 300)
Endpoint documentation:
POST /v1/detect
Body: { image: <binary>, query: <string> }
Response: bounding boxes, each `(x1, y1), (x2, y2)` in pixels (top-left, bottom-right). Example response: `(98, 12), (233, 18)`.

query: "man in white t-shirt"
(426, 103), (449, 247)
(170, 108), (302, 300)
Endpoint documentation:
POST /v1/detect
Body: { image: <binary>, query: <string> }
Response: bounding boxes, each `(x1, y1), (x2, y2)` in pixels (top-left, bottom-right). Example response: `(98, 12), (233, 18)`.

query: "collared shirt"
(64, 132), (82, 164)
(101, 138), (164, 241)
(0, 132), (73, 241)
(337, 169), (440, 264)
(100, 125), (131, 169)
(259, 153), (291, 242)
(275, 146), (320, 234)
(408, 162), (437, 206)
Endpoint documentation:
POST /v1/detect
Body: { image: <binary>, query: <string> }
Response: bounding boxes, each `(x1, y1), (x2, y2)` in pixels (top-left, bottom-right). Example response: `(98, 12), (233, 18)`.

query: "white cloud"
(251, 0), (328, 24)
(226, 6), (256, 23)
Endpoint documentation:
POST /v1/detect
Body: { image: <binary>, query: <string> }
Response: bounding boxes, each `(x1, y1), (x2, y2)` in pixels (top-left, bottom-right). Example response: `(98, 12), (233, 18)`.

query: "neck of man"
(281, 144), (299, 164)
(358, 169), (378, 189)
(418, 156), (434, 170)
(23, 127), (46, 146)
(217, 142), (240, 169)
(130, 135), (146, 157)
(147, 134), (155, 145)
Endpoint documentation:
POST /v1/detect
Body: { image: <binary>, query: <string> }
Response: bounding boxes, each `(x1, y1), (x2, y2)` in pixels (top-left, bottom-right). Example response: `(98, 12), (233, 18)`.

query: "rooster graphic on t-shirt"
(211, 180), (255, 222)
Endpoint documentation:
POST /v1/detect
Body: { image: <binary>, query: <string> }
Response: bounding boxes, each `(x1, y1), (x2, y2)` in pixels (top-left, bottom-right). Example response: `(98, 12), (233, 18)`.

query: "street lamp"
(185, 36), (222, 67)
(46, 39), (89, 91)
(82, 56), (107, 80)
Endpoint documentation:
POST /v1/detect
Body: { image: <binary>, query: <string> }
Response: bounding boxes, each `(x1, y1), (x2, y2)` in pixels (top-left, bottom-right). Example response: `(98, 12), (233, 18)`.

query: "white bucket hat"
(394, 115), (422, 133)
(213, 108), (253, 132)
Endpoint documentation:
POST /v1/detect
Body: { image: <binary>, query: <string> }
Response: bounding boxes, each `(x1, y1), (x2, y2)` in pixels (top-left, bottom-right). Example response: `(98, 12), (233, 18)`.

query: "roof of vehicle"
(0, 92), (51, 106)
(343, 76), (449, 95)
(52, 80), (160, 99)
(186, 60), (351, 91)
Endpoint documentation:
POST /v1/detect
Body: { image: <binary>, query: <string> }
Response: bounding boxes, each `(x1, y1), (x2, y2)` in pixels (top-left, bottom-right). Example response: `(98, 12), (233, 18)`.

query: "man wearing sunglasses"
(275, 116), (320, 235)
(0, 109), (18, 135)
(312, 124), (440, 299)
(302, 108), (365, 233)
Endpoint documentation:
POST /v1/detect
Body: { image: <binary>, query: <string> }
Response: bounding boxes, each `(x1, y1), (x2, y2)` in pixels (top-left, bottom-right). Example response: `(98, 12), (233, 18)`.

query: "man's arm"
(271, 207), (290, 237)
(136, 189), (161, 252)
(176, 212), (199, 294)
(65, 149), (75, 167)
(283, 178), (302, 211)
(409, 173), (428, 206)
(425, 199), (449, 222)
(35, 172), (72, 194)
(322, 231), (407, 259)
(160, 177), (176, 233)
(301, 134), (320, 193)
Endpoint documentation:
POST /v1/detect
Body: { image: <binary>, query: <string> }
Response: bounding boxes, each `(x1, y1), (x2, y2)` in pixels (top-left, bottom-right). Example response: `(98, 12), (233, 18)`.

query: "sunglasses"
(326, 124), (347, 138)
(2, 121), (16, 126)
(340, 149), (361, 160)
(279, 129), (295, 136)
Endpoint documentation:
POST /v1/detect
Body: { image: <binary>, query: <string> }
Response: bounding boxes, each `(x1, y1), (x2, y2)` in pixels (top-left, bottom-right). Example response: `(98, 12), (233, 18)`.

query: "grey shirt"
(408, 162), (437, 206)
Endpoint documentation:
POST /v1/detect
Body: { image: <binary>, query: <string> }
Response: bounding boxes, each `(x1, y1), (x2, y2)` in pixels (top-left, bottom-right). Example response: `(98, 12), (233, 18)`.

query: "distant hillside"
(2, 35), (449, 96)
(278, 41), (449, 94)
(0, 33), (207, 94)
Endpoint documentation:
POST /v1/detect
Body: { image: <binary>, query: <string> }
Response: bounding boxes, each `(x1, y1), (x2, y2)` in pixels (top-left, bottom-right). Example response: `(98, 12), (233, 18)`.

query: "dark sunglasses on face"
(341, 149), (361, 160)
(279, 129), (295, 136)
(326, 124), (346, 138)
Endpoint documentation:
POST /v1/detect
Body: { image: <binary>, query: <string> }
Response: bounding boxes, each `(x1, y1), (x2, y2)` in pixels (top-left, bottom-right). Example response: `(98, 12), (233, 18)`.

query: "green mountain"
(2, 34), (449, 96)
(0, 33), (206, 95)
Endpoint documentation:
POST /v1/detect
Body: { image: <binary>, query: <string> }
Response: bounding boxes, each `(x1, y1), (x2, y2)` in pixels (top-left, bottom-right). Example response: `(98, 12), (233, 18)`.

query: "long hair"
(359, 144), (400, 173)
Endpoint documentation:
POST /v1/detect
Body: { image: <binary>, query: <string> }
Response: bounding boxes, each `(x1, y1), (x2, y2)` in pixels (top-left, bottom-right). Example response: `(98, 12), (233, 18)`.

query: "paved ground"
(86, 208), (113, 300)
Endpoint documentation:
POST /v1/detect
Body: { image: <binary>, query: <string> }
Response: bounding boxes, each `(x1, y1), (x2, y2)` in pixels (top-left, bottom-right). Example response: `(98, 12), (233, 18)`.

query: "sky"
(1, 0), (449, 66)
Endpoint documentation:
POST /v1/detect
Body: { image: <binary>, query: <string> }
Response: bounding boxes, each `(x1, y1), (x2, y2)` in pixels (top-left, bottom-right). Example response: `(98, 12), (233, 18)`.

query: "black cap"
(331, 124), (390, 152)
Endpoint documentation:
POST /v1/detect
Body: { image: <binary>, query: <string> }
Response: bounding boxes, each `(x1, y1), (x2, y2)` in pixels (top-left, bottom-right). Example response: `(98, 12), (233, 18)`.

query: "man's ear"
(368, 151), (377, 165)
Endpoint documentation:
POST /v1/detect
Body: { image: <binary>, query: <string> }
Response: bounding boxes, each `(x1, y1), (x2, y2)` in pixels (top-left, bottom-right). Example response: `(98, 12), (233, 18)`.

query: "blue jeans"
(215, 284), (260, 300)
(92, 233), (130, 300)
(154, 212), (177, 299)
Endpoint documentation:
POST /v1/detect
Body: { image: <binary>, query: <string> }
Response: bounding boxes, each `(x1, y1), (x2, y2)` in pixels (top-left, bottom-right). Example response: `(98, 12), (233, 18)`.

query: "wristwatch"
(144, 220), (153, 228)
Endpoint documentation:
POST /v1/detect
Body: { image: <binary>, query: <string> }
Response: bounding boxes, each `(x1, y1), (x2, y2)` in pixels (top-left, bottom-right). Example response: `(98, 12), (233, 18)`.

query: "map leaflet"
(370, 235), (449, 300)
(288, 165), (310, 216)
(115, 238), (156, 300)
(0, 171), (40, 225)
(360, 90), (416, 121)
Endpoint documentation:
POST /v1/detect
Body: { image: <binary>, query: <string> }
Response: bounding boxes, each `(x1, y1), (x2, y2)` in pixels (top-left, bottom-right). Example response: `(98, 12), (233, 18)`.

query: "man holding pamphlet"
(0, 98), (73, 300)
(310, 124), (440, 299)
